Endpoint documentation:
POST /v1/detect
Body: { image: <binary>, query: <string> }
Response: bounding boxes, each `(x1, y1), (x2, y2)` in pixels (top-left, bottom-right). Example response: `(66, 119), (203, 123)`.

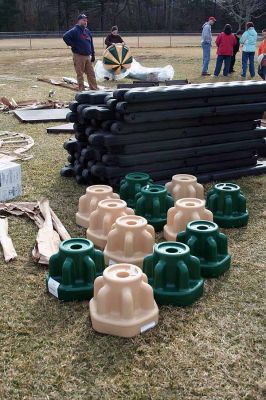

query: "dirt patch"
(0, 74), (32, 82)
(20, 56), (71, 65)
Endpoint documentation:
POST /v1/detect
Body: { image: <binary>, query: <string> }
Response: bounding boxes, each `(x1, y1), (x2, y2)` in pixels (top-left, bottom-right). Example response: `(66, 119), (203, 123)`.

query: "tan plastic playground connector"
(104, 215), (155, 268)
(86, 199), (134, 249)
(164, 198), (213, 241)
(76, 185), (120, 228)
(165, 174), (204, 202)
(89, 263), (159, 337)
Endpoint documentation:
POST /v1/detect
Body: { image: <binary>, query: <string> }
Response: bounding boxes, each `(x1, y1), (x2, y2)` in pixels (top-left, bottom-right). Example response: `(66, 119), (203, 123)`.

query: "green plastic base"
(143, 242), (204, 306)
(200, 255), (231, 278)
(46, 277), (93, 301)
(47, 238), (105, 302)
(135, 184), (174, 232)
(177, 220), (231, 279)
(146, 218), (167, 232)
(154, 279), (204, 306)
(206, 183), (249, 228)
(213, 214), (249, 228)
(120, 172), (152, 208)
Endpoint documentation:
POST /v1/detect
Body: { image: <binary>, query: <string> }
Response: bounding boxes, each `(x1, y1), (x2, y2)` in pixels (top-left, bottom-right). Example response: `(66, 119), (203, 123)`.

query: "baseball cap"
(208, 16), (217, 22)
(78, 14), (87, 21)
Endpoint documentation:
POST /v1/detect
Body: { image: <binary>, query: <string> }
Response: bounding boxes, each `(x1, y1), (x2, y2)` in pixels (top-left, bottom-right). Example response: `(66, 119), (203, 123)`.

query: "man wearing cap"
(201, 16), (217, 76)
(63, 14), (98, 91)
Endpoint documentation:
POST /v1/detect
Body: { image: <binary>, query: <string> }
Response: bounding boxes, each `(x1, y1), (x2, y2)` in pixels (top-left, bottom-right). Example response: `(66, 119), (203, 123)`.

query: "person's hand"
(91, 55), (95, 62)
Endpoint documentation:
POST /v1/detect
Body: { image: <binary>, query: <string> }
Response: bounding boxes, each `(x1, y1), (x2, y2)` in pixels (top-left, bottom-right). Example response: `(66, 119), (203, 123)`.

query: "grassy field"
(0, 35), (208, 50)
(0, 39), (265, 400)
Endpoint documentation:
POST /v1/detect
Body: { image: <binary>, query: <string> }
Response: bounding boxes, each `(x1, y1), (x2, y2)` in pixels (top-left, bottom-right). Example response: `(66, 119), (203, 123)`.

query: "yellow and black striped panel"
(103, 44), (133, 75)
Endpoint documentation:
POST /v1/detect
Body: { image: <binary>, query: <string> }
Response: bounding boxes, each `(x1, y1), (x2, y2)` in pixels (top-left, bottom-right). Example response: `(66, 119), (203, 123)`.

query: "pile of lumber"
(61, 81), (266, 186)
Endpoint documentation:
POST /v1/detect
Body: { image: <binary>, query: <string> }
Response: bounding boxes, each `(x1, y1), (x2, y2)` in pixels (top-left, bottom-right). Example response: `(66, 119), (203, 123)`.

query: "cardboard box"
(0, 161), (22, 201)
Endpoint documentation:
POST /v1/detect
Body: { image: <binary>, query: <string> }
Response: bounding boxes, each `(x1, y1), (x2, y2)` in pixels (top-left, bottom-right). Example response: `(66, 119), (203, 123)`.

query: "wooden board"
(262, 112), (266, 127)
(47, 123), (74, 134)
(14, 108), (70, 122)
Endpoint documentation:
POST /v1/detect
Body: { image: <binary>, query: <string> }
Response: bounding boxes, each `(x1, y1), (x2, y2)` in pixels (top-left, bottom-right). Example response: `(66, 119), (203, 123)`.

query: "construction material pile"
(61, 81), (266, 186)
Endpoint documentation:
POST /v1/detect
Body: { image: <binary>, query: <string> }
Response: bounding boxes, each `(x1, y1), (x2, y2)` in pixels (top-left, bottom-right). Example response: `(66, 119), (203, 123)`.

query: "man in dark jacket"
(229, 31), (241, 73)
(105, 26), (125, 48)
(63, 14), (98, 91)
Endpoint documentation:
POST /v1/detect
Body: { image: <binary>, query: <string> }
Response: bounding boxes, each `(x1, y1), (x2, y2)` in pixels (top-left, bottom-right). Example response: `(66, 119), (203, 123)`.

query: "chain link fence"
(0, 32), (204, 50)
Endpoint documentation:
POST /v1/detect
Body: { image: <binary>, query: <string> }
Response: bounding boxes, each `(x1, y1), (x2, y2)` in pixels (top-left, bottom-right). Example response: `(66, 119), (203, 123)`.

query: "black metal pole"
(214, 0), (217, 15)
(57, 0), (61, 33)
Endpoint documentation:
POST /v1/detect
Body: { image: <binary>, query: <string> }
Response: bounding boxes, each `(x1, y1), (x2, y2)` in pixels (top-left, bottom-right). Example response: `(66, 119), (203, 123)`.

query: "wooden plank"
(14, 108), (70, 122)
(165, 79), (189, 86)
(47, 123), (74, 134)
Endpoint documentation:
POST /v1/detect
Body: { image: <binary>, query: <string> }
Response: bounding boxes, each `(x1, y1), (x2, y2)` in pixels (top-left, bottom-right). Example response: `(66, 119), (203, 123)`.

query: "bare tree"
(216, 0), (266, 30)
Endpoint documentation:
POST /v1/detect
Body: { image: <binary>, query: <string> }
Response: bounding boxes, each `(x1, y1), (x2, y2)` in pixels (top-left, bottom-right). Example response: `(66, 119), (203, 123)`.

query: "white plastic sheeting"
(95, 58), (174, 82)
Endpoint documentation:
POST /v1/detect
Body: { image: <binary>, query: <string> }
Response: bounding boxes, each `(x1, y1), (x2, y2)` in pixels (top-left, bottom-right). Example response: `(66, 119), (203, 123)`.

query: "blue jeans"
(202, 42), (211, 73)
(214, 55), (232, 76)
(241, 51), (255, 77)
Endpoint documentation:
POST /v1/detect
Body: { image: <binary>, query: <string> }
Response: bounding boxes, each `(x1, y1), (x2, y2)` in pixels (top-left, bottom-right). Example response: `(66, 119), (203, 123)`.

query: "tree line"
(0, 0), (265, 32)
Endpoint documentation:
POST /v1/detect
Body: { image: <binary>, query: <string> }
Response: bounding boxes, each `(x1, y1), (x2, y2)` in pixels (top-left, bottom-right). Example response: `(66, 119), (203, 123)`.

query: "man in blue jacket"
(201, 16), (216, 76)
(63, 14), (98, 91)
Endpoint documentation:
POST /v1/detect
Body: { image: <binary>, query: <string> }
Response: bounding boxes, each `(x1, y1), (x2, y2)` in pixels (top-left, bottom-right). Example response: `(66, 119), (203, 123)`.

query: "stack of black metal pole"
(61, 81), (266, 186)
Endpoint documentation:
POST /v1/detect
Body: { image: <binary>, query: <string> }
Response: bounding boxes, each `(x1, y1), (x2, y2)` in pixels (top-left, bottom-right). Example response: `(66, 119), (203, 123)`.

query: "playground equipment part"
(86, 199), (134, 249)
(119, 172), (152, 208)
(89, 263), (159, 337)
(206, 183), (249, 228)
(104, 215), (155, 268)
(46, 238), (105, 301)
(165, 174), (204, 201)
(177, 220), (231, 278)
(135, 184), (174, 231)
(143, 242), (204, 306)
(103, 44), (133, 75)
(76, 185), (120, 228)
(164, 198), (213, 240)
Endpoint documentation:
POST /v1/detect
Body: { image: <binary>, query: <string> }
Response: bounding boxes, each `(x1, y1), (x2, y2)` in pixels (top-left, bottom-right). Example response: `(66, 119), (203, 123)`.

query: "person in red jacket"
(258, 29), (266, 80)
(213, 24), (237, 77)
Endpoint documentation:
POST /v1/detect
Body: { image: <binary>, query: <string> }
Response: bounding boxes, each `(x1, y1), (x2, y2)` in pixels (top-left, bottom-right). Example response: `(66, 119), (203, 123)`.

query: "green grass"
(0, 42), (265, 400)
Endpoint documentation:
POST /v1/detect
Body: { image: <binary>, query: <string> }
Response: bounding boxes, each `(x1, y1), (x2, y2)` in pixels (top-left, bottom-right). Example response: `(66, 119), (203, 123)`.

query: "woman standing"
(213, 24), (237, 77)
(105, 26), (125, 48)
(240, 22), (257, 78)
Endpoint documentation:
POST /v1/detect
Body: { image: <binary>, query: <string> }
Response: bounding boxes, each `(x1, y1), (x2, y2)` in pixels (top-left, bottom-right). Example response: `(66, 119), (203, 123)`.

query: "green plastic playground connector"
(143, 242), (204, 306)
(206, 183), (249, 228)
(135, 184), (174, 231)
(46, 238), (105, 301)
(119, 172), (153, 208)
(177, 220), (231, 278)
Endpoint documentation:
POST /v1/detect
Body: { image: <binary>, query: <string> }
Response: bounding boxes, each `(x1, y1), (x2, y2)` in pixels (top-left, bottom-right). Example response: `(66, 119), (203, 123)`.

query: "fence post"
(137, 35), (140, 48)
(170, 34), (172, 48)
(29, 34), (32, 49)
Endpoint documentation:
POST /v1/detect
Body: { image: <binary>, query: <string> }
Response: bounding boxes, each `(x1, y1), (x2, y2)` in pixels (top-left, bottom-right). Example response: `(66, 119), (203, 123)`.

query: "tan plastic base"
(89, 263), (159, 337)
(104, 215), (155, 268)
(86, 199), (134, 249)
(164, 198), (213, 240)
(76, 185), (119, 228)
(165, 174), (204, 202)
